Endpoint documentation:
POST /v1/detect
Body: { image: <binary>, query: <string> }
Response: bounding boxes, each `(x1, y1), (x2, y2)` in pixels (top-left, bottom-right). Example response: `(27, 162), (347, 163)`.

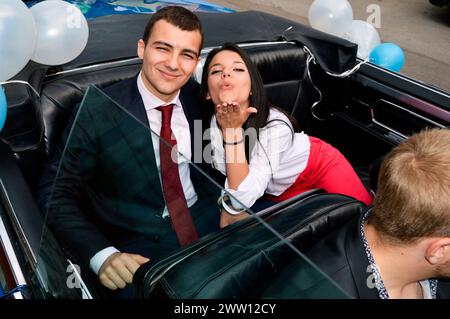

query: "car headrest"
(39, 60), (142, 159)
(244, 43), (309, 116)
(0, 64), (49, 186)
(244, 43), (306, 84)
(136, 193), (365, 298)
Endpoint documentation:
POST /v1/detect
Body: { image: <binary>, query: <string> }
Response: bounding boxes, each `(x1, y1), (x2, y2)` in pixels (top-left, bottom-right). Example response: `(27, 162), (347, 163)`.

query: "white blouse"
(210, 108), (310, 211)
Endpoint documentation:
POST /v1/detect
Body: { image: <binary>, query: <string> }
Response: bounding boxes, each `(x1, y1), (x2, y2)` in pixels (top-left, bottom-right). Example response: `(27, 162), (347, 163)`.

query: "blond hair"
(369, 128), (450, 243)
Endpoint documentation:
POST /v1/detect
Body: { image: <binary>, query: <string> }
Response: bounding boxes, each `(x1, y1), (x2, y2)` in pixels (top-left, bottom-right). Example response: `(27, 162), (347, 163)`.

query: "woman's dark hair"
(200, 43), (299, 160)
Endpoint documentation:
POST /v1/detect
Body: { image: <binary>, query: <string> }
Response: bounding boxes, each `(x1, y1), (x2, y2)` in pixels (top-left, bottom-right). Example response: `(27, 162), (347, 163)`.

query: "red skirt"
(265, 136), (373, 205)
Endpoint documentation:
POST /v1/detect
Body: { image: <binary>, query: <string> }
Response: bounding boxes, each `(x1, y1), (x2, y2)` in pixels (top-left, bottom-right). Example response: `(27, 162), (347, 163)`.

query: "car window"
(39, 85), (349, 299)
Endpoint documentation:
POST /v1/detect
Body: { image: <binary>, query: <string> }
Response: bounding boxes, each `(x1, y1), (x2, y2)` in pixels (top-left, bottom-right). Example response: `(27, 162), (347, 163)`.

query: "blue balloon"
(369, 43), (405, 72)
(0, 85), (7, 133)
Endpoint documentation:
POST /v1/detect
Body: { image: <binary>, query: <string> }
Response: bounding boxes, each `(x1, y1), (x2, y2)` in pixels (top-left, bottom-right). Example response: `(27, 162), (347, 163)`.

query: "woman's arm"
(223, 127), (248, 189)
(215, 102), (256, 190)
(221, 120), (296, 209)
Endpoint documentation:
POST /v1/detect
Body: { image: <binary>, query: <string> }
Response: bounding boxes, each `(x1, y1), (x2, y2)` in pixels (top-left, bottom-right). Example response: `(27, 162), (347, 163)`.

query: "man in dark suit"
(39, 6), (220, 295)
(305, 128), (450, 299)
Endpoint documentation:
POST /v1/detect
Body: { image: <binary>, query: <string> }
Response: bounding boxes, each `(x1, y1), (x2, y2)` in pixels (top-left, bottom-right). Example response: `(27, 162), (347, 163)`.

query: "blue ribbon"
(0, 284), (28, 299)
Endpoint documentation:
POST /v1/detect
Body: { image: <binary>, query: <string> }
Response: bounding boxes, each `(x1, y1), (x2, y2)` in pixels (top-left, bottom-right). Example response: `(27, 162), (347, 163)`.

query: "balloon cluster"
(0, 0), (89, 82)
(308, 0), (404, 72)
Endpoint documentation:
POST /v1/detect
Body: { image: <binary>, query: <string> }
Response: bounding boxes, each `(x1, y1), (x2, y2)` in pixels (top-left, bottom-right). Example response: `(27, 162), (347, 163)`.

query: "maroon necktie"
(156, 104), (199, 246)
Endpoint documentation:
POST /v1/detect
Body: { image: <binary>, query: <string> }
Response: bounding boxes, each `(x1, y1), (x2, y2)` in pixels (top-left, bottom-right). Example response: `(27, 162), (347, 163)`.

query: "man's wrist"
(90, 246), (120, 275)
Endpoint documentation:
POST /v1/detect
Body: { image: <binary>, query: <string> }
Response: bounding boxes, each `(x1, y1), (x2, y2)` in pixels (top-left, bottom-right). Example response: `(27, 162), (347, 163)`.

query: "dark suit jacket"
(39, 75), (218, 268)
(305, 209), (450, 299)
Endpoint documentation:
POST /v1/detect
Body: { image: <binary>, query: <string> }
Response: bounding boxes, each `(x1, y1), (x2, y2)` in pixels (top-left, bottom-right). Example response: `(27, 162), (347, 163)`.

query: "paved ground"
(208, 0), (450, 93)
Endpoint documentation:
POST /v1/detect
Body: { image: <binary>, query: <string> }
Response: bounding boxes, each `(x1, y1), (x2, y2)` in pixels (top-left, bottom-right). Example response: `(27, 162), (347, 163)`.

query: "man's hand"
(220, 209), (250, 228)
(98, 252), (149, 290)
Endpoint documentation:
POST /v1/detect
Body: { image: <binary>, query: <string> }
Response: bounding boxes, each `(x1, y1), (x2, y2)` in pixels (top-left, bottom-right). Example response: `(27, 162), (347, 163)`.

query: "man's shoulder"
(306, 224), (349, 269)
(305, 216), (361, 276)
(101, 76), (138, 98)
(437, 280), (450, 299)
(304, 220), (362, 299)
(179, 78), (202, 121)
(181, 78), (201, 97)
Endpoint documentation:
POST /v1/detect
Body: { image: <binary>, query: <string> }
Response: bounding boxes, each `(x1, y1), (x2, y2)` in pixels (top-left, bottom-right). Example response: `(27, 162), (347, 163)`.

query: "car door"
(305, 58), (449, 178)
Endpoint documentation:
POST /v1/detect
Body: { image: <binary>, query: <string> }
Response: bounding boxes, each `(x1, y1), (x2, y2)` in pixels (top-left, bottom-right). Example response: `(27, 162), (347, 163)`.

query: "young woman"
(200, 43), (372, 227)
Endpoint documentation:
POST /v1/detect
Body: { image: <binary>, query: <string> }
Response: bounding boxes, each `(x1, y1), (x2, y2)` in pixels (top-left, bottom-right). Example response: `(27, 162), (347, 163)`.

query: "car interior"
(0, 39), (373, 299)
(1, 11), (448, 299)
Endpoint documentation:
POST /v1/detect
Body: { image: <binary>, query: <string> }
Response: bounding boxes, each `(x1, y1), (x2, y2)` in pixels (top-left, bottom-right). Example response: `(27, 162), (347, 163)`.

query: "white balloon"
(308, 0), (353, 37)
(348, 20), (381, 59)
(0, 0), (37, 82)
(31, 0), (89, 65)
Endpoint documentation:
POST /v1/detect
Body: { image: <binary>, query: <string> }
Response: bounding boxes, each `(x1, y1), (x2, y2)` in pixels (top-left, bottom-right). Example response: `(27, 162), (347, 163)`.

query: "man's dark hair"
(142, 6), (203, 52)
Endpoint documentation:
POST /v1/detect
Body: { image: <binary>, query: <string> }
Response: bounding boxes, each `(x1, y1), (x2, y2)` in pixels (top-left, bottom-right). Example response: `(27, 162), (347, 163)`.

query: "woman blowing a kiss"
(201, 43), (372, 227)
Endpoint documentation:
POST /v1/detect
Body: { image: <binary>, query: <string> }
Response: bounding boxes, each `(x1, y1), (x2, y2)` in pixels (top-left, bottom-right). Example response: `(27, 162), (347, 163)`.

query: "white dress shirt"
(90, 72), (197, 274)
(210, 108), (310, 212)
(137, 72), (197, 213)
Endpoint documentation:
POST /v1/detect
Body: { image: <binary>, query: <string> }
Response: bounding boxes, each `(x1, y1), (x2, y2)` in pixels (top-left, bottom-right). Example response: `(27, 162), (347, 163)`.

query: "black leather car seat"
(134, 193), (366, 298)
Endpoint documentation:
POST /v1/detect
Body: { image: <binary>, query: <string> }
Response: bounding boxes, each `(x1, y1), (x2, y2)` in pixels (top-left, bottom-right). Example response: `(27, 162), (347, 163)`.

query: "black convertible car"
(430, 0), (450, 22)
(0, 10), (449, 299)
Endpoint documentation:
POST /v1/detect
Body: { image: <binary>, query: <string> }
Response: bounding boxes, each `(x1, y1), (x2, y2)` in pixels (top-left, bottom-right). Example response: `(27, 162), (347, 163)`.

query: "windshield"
(36, 85), (350, 299)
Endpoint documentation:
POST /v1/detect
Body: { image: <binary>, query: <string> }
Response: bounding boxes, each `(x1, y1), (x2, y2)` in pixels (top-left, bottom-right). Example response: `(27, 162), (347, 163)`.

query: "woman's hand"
(215, 101), (257, 131)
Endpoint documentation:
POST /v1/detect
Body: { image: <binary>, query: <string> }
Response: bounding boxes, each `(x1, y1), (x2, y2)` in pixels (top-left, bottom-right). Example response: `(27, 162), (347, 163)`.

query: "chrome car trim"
(45, 41), (293, 79)
(44, 57), (142, 78)
(375, 99), (447, 128)
(369, 99), (447, 138)
(0, 214), (27, 298)
(361, 59), (450, 98)
(0, 180), (36, 265)
(371, 117), (408, 140)
(67, 259), (93, 299)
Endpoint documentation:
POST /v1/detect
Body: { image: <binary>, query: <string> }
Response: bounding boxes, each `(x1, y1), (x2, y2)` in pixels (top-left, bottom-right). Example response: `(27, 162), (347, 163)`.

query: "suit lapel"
(345, 213), (380, 299)
(179, 78), (201, 161)
(104, 76), (165, 211)
(103, 76), (204, 211)
(116, 75), (150, 129)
